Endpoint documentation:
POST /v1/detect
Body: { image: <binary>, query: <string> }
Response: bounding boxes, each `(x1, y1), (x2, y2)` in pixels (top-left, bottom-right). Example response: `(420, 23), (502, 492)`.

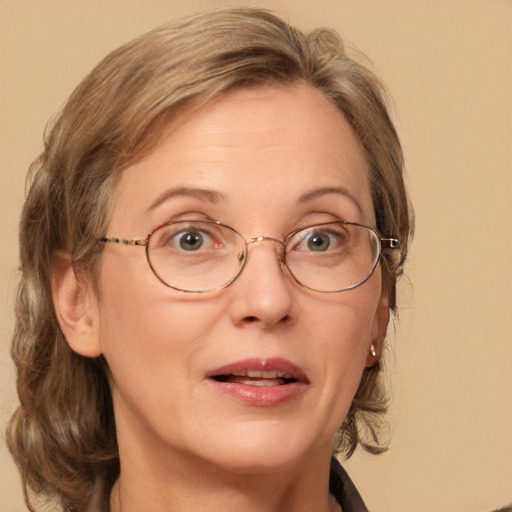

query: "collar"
(329, 457), (369, 512)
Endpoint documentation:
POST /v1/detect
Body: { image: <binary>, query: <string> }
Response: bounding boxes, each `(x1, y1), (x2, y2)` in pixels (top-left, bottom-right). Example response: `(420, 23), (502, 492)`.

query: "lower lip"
(207, 379), (308, 407)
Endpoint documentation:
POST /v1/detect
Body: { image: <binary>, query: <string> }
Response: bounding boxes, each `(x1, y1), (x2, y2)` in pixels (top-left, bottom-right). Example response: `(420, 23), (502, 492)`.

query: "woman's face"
(87, 83), (389, 474)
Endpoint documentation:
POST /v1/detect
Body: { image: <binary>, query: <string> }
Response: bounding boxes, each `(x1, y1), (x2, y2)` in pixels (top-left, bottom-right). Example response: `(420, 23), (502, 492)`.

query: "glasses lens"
(147, 221), (246, 292)
(285, 222), (380, 292)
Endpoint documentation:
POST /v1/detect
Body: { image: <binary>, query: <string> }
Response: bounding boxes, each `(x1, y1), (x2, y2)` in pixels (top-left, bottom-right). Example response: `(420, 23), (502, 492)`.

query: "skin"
(53, 82), (389, 512)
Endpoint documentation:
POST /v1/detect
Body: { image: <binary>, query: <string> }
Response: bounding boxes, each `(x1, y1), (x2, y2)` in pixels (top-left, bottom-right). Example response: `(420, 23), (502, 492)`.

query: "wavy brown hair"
(6, 8), (413, 511)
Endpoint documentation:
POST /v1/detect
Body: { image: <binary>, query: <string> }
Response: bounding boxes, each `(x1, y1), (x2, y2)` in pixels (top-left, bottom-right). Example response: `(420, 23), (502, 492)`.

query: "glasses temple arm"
(380, 237), (399, 249)
(98, 237), (148, 246)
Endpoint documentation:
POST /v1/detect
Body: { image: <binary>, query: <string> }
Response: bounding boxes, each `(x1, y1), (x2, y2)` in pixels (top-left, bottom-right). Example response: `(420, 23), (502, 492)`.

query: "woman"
(7, 8), (412, 512)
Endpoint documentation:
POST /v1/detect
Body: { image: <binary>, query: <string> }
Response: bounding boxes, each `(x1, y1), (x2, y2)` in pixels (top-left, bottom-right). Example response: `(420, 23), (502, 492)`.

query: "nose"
(228, 237), (295, 329)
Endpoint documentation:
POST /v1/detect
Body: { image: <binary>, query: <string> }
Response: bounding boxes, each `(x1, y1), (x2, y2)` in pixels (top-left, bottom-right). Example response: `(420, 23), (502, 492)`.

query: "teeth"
(247, 370), (276, 378)
(234, 370), (291, 378)
(237, 378), (282, 387)
(211, 368), (298, 385)
(220, 374), (292, 386)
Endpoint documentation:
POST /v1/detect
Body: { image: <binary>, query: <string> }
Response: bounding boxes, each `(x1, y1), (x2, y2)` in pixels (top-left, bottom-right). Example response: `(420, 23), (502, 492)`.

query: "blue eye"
(290, 225), (349, 254)
(176, 231), (205, 251)
(301, 229), (345, 252)
(306, 231), (331, 251)
(152, 222), (233, 255)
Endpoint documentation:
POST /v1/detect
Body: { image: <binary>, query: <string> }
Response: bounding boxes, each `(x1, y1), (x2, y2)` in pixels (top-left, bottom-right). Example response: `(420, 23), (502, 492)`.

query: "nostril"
(280, 314), (291, 324)
(242, 314), (291, 326)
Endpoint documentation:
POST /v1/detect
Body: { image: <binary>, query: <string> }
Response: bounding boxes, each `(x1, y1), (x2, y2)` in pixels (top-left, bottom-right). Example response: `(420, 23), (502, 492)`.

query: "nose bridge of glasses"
(245, 236), (286, 259)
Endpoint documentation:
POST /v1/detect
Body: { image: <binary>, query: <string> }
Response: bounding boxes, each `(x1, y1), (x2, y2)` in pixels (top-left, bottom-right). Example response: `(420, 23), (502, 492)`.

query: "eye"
(175, 230), (208, 251)
(291, 225), (348, 253)
(154, 223), (222, 253)
(306, 231), (331, 251)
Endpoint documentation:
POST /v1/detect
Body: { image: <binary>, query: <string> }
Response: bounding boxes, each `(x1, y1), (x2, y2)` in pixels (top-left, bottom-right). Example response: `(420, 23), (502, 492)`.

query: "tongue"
(226, 375), (286, 386)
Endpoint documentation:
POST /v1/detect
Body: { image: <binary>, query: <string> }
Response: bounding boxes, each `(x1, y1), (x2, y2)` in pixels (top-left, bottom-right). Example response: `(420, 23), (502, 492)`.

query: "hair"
(6, 7), (413, 512)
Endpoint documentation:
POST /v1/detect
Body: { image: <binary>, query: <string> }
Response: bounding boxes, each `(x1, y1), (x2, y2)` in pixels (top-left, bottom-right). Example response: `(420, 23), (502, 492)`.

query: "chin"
(190, 420), (330, 475)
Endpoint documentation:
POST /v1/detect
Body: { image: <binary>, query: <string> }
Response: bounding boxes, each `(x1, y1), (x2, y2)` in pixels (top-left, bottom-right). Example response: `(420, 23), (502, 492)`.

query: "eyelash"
(156, 209), (351, 239)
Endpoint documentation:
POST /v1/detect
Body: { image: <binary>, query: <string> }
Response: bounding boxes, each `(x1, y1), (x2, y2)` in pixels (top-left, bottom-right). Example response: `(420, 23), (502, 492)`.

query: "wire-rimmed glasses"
(99, 220), (400, 293)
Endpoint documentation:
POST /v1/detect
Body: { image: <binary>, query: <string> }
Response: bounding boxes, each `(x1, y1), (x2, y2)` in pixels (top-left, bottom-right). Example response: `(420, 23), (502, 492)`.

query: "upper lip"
(206, 357), (309, 383)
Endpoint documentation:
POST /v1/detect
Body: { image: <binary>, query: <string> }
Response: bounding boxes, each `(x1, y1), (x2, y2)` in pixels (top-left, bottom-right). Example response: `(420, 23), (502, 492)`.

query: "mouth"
(206, 358), (309, 406)
(211, 370), (299, 387)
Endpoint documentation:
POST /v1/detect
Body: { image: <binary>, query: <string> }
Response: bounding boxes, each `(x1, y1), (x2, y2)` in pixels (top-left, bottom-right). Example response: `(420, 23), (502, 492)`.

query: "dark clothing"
(330, 457), (369, 512)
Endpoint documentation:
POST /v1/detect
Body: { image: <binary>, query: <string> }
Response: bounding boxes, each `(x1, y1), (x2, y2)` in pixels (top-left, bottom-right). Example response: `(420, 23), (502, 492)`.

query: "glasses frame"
(98, 220), (400, 293)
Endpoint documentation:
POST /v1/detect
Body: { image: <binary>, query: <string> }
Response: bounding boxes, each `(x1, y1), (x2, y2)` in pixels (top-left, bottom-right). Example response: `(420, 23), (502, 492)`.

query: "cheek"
(320, 306), (373, 388)
(99, 290), (220, 372)
(96, 255), (224, 394)
(308, 284), (381, 354)
(304, 281), (383, 408)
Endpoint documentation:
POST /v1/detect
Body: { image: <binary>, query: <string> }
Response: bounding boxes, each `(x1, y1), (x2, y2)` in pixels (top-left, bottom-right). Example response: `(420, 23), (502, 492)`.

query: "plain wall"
(1, 1), (511, 511)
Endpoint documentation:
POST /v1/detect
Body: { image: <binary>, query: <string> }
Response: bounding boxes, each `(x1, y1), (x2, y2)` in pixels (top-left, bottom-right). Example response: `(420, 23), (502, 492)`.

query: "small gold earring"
(370, 344), (377, 357)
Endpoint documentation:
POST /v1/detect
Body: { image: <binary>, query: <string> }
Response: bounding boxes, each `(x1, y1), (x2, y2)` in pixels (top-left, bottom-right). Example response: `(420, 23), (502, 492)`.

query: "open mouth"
(206, 358), (308, 406)
(211, 370), (299, 387)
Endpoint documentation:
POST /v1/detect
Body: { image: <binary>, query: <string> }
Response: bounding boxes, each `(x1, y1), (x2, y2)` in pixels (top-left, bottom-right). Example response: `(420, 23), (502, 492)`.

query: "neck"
(109, 445), (338, 512)
(108, 391), (341, 512)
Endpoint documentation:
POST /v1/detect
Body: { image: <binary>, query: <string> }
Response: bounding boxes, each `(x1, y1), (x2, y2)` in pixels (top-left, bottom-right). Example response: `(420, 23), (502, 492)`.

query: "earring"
(370, 344), (377, 357)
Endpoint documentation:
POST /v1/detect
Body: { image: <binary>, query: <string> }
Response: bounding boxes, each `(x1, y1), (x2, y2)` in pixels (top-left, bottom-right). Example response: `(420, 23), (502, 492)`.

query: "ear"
(365, 292), (390, 367)
(51, 250), (103, 358)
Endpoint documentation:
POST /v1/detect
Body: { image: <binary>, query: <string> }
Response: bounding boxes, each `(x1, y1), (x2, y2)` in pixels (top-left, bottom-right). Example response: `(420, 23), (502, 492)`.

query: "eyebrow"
(299, 186), (364, 215)
(147, 185), (364, 215)
(147, 187), (225, 212)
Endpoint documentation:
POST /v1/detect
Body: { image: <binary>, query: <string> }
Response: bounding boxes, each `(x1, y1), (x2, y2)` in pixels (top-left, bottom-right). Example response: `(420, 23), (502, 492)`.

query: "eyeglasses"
(99, 220), (399, 293)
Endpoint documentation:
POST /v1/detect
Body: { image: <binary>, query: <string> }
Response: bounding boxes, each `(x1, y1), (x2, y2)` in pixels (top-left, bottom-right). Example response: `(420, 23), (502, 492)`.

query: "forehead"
(112, 83), (373, 231)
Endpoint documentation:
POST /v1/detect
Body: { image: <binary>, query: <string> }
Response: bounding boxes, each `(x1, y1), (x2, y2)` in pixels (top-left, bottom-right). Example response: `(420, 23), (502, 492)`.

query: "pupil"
(308, 233), (329, 251)
(180, 232), (203, 250)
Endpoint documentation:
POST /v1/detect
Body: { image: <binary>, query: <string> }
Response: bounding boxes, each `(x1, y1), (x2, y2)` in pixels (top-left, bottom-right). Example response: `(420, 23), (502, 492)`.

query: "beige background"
(1, 1), (511, 511)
